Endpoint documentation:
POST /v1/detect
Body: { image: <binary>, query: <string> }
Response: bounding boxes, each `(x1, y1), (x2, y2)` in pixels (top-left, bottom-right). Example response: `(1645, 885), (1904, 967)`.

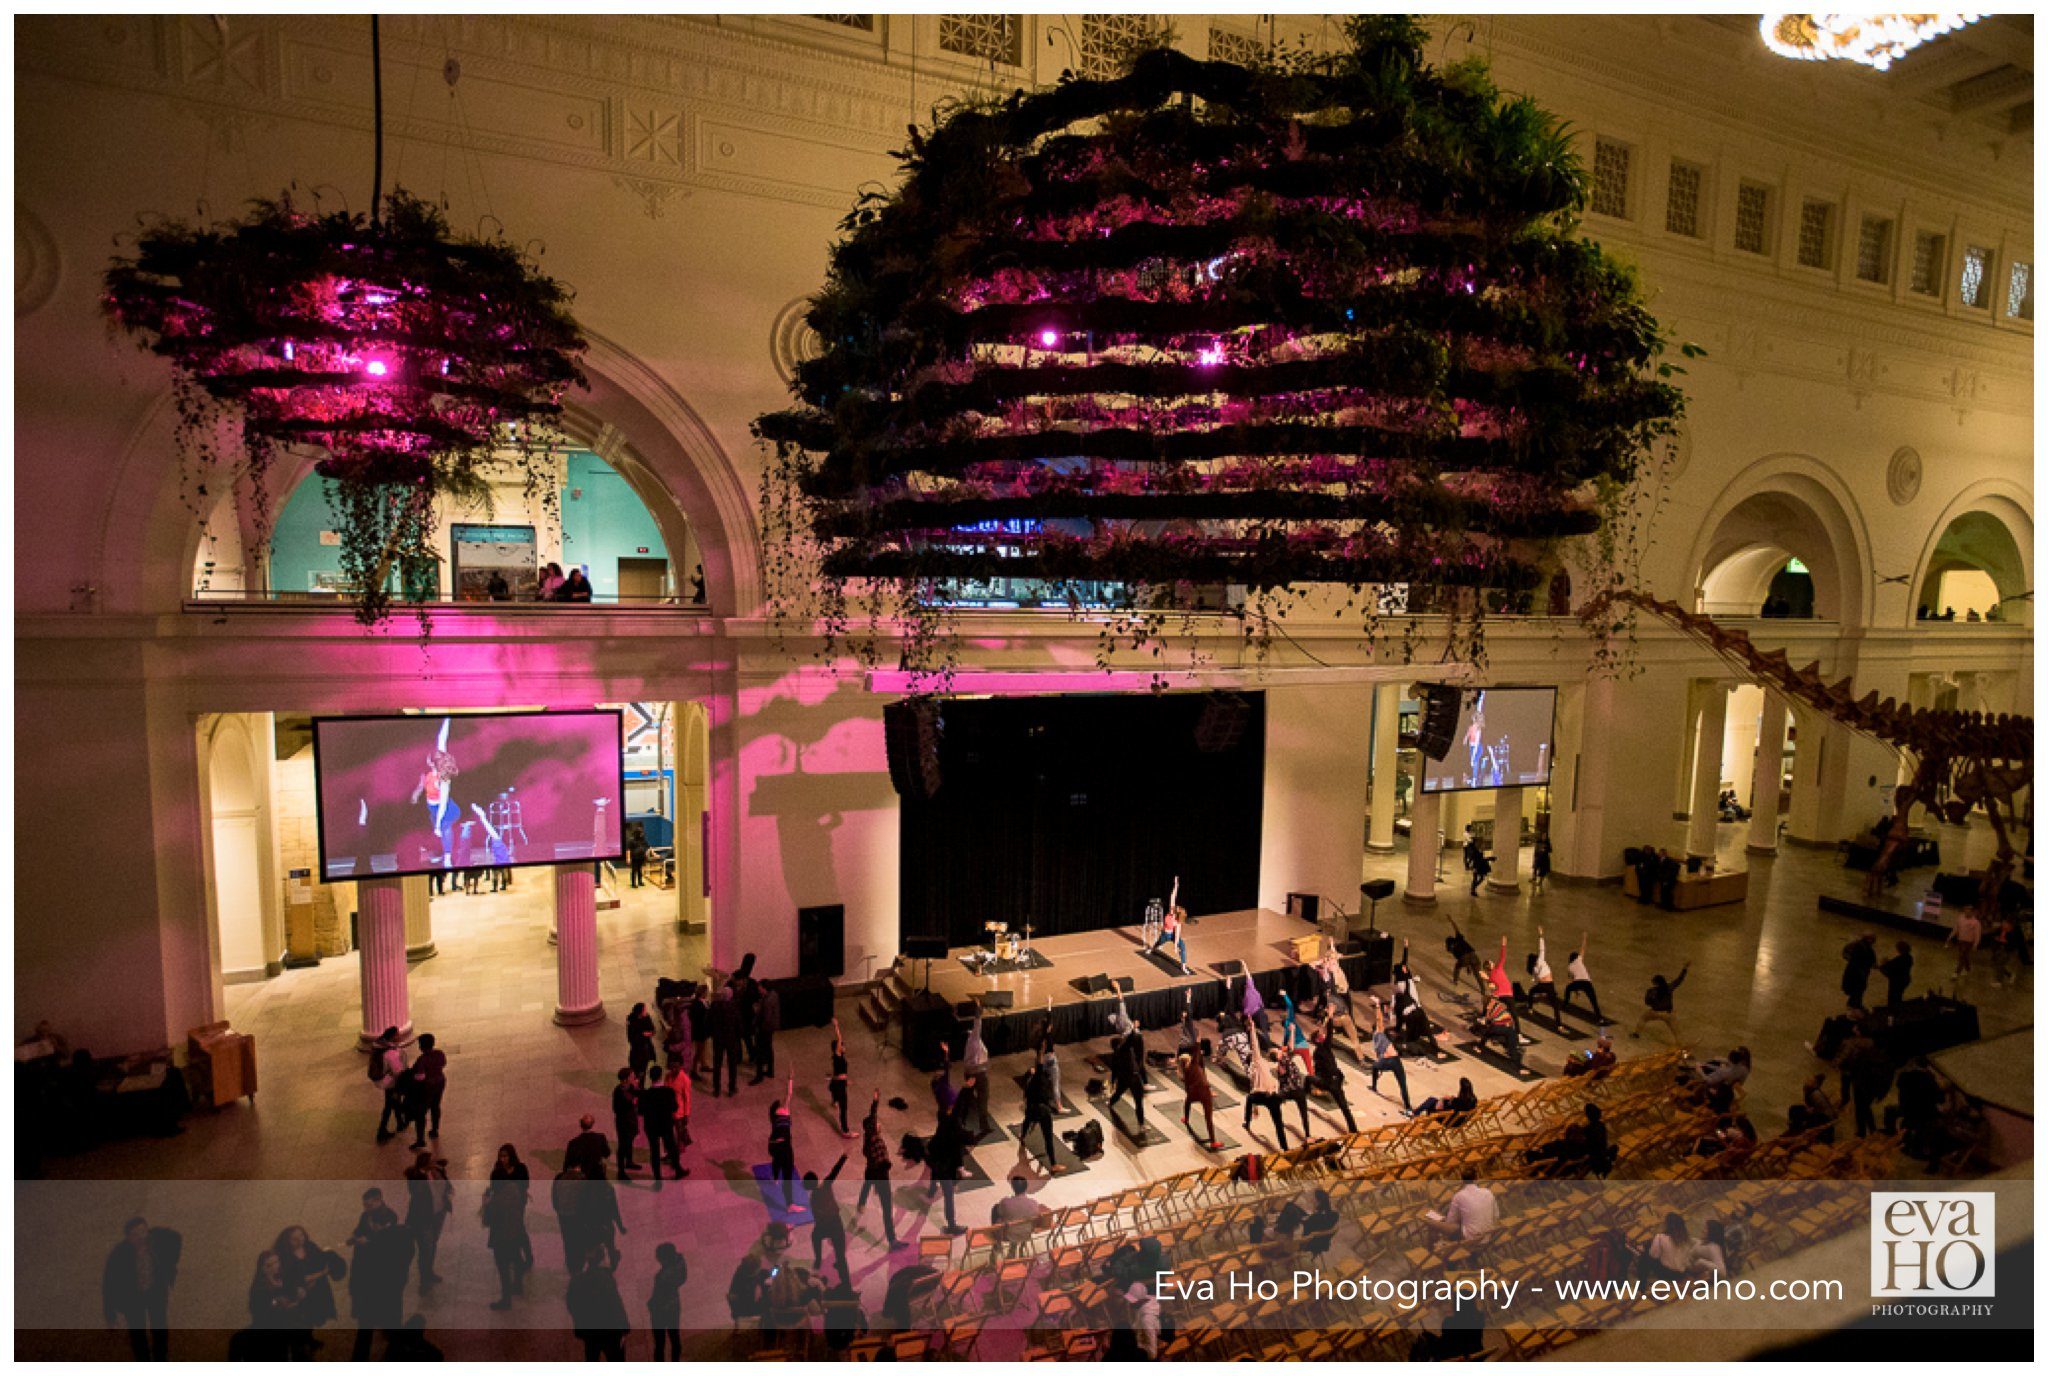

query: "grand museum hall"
(11, 10), (2036, 1367)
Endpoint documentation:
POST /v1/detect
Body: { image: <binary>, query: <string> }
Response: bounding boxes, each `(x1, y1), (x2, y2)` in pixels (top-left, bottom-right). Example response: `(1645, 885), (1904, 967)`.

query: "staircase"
(859, 956), (914, 1031)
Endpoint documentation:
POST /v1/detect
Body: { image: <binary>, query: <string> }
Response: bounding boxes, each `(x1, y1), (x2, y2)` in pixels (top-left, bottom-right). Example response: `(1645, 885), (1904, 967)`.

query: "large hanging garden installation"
(105, 21), (586, 625)
(757, 17), (1687, 670)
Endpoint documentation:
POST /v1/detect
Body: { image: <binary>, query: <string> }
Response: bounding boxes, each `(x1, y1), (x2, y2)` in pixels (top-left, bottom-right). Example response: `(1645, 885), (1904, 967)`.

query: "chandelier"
(1759, 13), (1983, 72)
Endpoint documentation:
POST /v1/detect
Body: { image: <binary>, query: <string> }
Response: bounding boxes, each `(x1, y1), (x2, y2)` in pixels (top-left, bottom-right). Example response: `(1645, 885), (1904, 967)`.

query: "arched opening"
(204, 445), (695, 605)
(203, 715), (279, 987)
(1688, 461), (1871, 627)
(1696, 493), (1845, 620)
(1915, 508), (2030, 624)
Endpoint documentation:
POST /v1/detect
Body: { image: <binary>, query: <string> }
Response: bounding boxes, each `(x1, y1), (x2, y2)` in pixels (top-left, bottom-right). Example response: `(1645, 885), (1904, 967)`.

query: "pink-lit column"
(356, 877), (413, 1049)
(554, 865), (604, 1026)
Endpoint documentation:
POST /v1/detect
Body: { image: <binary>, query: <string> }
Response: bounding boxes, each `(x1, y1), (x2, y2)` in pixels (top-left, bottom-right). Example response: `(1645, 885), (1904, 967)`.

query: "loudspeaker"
(1361, 879), (1396, 902)
(903, 935), (951, 961)
(979, 989), (1015, 1009)
(798, 904), (845, 980)
(1215, 959), (1247, 978)
(1109, 975), (1134, 994)
(883, 699), (943, 800)
(1418, 684), (1461, 762)
(1071, 974), (1110, 996)
(1194, 692), (1252, 752)
(1286, 892), (1321, 924)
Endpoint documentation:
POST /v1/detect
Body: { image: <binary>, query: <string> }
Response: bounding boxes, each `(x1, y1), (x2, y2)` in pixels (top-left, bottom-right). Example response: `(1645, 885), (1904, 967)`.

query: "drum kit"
(969, 919), (1033, 971)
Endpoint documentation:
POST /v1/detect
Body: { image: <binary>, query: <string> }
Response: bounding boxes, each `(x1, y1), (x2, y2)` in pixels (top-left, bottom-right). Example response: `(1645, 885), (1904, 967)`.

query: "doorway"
(617, 556), (668, 603)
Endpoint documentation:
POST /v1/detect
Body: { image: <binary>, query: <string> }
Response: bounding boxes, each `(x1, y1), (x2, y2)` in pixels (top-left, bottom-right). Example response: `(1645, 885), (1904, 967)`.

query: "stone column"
(1746, 693), (1789, 855)
(1404, 789), (1441, 905)
(1685, 685), (1729, 859)
(356, 877), (412, 1049)
(1487, 786), (1524, 893)
(1365, 683), (1402, 854)
(554, 864), (604, 1026)
(402, 873), (436, 962)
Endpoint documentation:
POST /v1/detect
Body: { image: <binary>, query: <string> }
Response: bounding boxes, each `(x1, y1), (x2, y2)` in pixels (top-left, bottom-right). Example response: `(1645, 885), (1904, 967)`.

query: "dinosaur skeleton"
(1581, 590), (2031, 914)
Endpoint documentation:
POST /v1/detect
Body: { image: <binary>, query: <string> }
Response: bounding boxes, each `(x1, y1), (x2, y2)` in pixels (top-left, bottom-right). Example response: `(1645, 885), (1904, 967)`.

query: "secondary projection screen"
(314, 710), (625, 880)
(1419, 687), (1557, 794)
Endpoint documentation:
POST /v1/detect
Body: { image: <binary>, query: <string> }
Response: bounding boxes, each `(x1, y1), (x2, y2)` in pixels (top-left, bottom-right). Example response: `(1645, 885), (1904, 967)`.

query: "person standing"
(825, 1017), (853, 1137)
(579, 1165), (627, 1269)
(1366, 998), (1413, 1113)
(1274, 1043), (1313, 1140)
(627, 1003), (659, 1084)
(1631, 964), (1690, 1045)
(347, 1195), (414, 1361)
(707, 985), (742, 1097)
(1176, 1037), (1221, 1150)
(1530, 836), (1552, 894)
(1106, 1024), (1149, 1130)
(1563, 933), (1606, 1024)
(1840, 934), (1878, 1010)
(856, 1091), (902, 1249)
(1949, 910), (1983, 978)
(925, 1102), (970, 1235)
(101, 1215), (181, 1361)
(483, 1145), (532, 1310)
(646, 1242), (687, 1361)
(565, 1114), (612, 1177)
(1243, 1047), (1289, 1149)
(1525, 929), (1563, 1023)
(639, 1064), (687, 1184)
(662, 996), (694, 1079)
(1468, 846), (1493, 896)
(1878, 941), (1915, 1008)
(627, 826), (649, 889)
(566, 1245), (631, 1361)
(245, 1249), (301, 1360)
(749, 982), (781, 1085)
(804, 1154), (852, 1287)
(404, 1150), (453, 1292)
(369, 1027), (410, 1144)
(766, 1073), (800, 1213)
(273, 1225), (342, 1359)
(961, 1013), (993, 1137)
(1310, 1023), (1359, 1133)
(612, 1068), (641, 1177)
(410, 1032), (448, 1143)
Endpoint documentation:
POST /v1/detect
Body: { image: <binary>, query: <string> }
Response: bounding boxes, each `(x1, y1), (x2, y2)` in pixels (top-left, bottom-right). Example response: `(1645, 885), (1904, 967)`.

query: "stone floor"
(21, 828), (2031, 1361)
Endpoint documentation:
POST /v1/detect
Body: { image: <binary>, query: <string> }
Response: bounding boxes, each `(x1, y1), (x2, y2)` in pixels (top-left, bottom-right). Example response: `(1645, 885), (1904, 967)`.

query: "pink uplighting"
(1196, 339), (1227, 367)
(364, 358), (390, 377)
(1037, 327), (1060, 348)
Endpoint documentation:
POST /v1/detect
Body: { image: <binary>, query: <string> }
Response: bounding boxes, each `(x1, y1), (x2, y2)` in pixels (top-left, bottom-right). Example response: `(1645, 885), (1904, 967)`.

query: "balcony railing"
(184, 589), (710, 613)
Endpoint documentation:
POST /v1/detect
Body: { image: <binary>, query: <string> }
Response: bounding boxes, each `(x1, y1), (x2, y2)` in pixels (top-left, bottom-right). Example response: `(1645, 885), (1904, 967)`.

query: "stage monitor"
(1417, 687), (1556, 794)
(313, 710), (625, 881)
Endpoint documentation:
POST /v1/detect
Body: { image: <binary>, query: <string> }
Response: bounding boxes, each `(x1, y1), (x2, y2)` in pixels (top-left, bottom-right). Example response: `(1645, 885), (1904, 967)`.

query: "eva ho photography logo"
(1869, 1192), (1995, 1299)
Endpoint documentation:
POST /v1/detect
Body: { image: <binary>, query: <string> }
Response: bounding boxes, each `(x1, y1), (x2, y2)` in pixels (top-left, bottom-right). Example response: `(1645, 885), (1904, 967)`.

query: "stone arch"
(1909, 481), (2032, 626)
(114, 332), (761, 617)
(1687, 454), (1874, 626)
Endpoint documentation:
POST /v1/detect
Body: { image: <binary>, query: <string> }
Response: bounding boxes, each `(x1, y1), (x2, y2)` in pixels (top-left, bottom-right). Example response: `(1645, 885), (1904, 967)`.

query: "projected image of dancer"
(1464, 693), (1486, 788)
(410, 719), (460, 869)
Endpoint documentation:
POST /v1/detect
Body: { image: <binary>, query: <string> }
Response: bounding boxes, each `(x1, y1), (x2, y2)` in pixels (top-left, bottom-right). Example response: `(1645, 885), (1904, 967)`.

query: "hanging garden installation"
(757, 17), (1688, 668)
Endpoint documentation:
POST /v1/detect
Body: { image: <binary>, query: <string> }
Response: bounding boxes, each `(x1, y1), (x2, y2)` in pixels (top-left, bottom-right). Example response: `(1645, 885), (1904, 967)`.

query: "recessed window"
(2007, 261), (2033, 320)
(1590, 138), (1631, 219)
(1910, 231), (1946, 297)
(939, 14), (1020, 65)
(1665, 160), (1704, 238)
(1796, 200), (1835, 269)
(1078, 14), (1161, 79)
(1959, 246), (1994, 308)
(1207, 25), (1265, 66)
(809, 15), (874, 30)
(1856, 216), (1893, 284)
(1733, 182), (1771, 255)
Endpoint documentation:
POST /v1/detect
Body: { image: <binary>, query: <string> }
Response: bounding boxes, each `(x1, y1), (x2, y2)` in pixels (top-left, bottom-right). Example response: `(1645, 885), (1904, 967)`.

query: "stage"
(897, 907), (1394, 1066)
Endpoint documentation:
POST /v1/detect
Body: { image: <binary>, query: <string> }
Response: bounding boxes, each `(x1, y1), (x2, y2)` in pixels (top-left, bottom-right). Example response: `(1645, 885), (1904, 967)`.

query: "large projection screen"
(314, 710), (625, 880)
(1419, 687), (1557, 794)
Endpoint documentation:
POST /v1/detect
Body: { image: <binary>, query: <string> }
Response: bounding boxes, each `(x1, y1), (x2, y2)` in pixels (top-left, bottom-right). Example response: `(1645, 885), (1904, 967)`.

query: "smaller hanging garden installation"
(104, 20), (586, 625)
(757, 16), (1688, 674)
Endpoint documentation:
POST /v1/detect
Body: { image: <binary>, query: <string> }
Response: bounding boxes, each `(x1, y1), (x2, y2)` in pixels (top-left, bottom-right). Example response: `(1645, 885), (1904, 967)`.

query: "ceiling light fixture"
(1759, 13), (1984, 73)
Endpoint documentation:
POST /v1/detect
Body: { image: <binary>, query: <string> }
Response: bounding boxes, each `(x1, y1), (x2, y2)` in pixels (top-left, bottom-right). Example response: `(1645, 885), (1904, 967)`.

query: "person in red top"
(1487, 935), (1515, 1001)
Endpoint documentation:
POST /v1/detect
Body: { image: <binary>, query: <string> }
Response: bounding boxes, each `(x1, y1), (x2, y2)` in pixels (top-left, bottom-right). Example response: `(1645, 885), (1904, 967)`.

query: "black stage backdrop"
(899, 691), (1265, 950)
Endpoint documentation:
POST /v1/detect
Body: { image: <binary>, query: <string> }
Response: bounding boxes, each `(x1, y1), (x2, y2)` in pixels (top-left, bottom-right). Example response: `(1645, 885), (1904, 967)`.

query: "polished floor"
(23, 824), (2031, 1360)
